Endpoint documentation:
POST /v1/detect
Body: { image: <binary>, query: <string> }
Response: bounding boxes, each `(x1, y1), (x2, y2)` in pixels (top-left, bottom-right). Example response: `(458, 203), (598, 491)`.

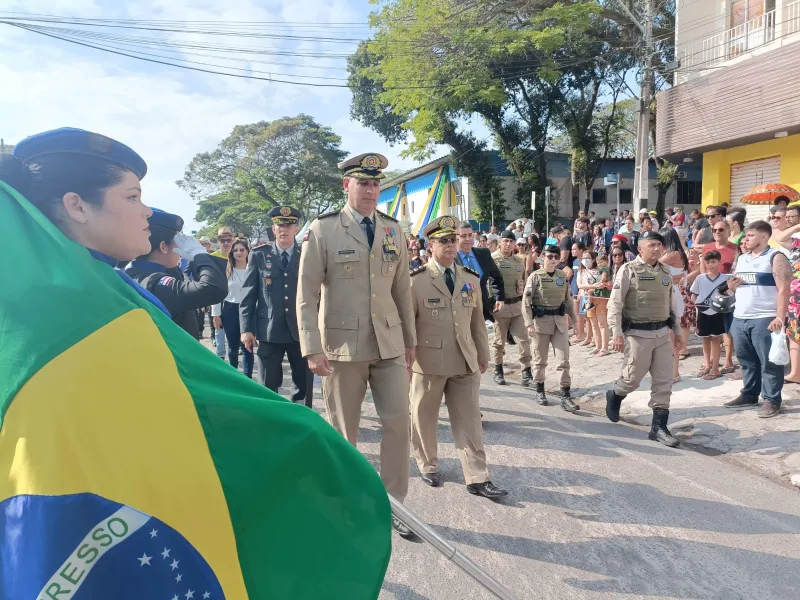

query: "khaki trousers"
(614, 333), (673, 409)
(322, 356), (410, 501)
(533, 330), (571, 386)
(410, 372), (489, 485)
(493, 303), (532, 368)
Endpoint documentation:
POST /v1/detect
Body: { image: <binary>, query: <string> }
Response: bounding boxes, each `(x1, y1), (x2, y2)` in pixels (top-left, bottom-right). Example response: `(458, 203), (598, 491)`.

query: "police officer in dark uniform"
(125, 209), (228, 338)
(240, 206), (314, 406)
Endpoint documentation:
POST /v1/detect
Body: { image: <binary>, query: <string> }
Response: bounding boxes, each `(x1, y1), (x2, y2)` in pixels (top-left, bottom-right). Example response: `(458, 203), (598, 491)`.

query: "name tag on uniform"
(638, 276), (656, 281)
(541, 278), (553, 282)
(427, 298), (441, 304)
(338, 249), (355, 255)
(500, 264), (512, 268)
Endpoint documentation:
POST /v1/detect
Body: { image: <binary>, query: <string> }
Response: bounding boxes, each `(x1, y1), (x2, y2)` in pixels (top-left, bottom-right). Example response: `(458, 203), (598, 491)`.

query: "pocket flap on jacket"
(327, 314), (359, 329)
(423, 298), (445, 309)
(418, 336), (442, 348)
(334, 250), (360, 263)
(385, 313), (402, 327)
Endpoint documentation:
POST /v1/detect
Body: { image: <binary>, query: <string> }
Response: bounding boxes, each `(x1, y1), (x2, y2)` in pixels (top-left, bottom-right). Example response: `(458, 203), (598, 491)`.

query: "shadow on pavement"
(380, 581), (433, 600)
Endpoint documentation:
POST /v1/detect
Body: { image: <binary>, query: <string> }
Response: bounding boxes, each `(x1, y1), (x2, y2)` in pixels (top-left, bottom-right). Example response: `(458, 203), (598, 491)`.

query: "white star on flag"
(162, 548), (171, 559)
(172, 596), (179, 600)
(176, 574), (183, 583)
(137, 553), (152, 567)
(170, 559), (180, 571)
(149, 529), (158, 538)
(185, 591), (195, 599)
(203, 594), (211, 599)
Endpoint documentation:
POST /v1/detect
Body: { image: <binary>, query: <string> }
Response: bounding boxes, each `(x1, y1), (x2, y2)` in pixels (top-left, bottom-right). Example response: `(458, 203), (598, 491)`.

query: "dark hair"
(706, 204), (726, 217)
(775, 195), (790, 206)
(572, 241), (586, 251)
(0, 153), (126, 229)
(727, 209), (746, 230)
(745, 219), (772, 236)
(659, 227), (689, 270)
(704, 250), (721, 262)
(140, 224), (178, 259)
(227, 239), (250, 279)
(787, 205), (800, 215)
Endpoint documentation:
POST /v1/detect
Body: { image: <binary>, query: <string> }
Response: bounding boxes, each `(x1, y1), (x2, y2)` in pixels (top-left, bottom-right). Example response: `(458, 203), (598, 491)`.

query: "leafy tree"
(178, 115), (348, 231)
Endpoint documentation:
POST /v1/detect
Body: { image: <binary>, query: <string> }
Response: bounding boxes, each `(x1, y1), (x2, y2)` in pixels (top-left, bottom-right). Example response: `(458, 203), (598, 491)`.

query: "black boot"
(648, 408), (680, 447)
(560, 387), (579, 412)
(605, 389), (625, 422)
(534, 381), (547, 406)
(507, 331), (517, 345)
(521, 367), (533, 387)
(493, 364), (506, 385)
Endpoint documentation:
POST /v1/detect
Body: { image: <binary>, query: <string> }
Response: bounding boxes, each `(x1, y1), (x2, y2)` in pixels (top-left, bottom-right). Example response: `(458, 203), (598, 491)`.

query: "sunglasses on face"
(712, 228), (726, 233)
(435, 237), (457, 245)
(543, 253), (559, 260)
(770, 215), (784, 220)
(219, 238), (233, 244)
(612, 253), (623, 258)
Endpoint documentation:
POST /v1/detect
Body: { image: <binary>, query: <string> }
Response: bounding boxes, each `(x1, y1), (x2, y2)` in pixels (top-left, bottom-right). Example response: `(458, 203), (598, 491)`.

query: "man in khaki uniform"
(491, 231), (532, 386)
(297, 152), (417, 538)
(410, 216), (508, 499)
(522, 244), (579, 412)
(606, 230), (682, 447)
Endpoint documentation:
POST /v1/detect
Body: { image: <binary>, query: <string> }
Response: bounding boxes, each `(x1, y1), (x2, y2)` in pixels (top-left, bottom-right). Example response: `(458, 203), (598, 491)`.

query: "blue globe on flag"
(1, 493), (224, 599)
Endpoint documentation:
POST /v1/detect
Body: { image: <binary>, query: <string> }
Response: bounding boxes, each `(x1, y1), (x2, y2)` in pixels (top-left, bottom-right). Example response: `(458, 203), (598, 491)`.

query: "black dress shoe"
(421, 472), (441, 487)
(467, 481), (508, 499)
(391, 516), (414, 539)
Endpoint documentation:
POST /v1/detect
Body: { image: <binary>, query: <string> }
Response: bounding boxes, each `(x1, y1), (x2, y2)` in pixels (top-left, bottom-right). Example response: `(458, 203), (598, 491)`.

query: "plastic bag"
(768, 329), (790, 366)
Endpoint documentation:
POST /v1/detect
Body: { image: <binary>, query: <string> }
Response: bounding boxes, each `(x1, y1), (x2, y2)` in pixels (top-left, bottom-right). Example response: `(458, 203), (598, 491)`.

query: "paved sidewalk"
(497, 329), (800, 488)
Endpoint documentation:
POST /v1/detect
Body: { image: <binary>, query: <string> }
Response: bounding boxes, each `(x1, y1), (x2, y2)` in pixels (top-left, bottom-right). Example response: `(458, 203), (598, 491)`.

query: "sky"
(0, 0), (452, 231)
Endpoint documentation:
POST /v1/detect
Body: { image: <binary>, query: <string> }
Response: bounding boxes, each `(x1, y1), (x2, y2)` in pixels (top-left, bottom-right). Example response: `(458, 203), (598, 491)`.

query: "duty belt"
(538, 307), (561, 316)
(629, 320), (670, 331)
(505, 296), (523, 305)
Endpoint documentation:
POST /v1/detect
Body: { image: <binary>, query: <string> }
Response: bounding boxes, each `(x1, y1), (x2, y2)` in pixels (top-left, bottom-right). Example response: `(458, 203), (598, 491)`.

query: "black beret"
(638, 231), (664, 244)
(500, 230), (516, 240)
(542, 244), (560, 254)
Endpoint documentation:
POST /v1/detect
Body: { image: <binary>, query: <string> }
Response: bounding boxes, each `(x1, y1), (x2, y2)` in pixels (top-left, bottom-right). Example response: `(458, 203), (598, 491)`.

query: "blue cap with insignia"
(12, 127), (147, 180)
(144, 208), (183, 255)
(268, 205), (303, 225)
(337, 153), (388, 180)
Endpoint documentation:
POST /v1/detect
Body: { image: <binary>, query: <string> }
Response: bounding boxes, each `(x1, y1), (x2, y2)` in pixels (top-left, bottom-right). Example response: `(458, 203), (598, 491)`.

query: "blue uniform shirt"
(89, 250), (171, 317)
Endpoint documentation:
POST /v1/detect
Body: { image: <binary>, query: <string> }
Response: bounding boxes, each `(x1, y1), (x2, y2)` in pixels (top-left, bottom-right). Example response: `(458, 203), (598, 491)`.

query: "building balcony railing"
(680, 0), (800, 78)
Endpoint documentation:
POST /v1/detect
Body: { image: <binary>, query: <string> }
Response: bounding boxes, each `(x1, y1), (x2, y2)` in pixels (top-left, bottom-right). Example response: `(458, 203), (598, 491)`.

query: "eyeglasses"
(218, 237), (233, 244)
(435, 237), (457, 245)
(612, 253), (623, 258)
(706, 214), (719, 219)
(543, 253), (559, 260)
(770, 215), (784, 220)
(712, 228), (726, 233)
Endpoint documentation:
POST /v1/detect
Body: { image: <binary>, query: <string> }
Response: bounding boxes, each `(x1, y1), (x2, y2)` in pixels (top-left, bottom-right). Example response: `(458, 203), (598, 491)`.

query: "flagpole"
(390, 497), (519, 600)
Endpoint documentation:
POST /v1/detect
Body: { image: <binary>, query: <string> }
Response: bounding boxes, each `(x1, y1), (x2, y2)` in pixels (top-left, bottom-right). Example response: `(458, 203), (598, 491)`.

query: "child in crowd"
(690, 250), (730, 380)
(590, 252), (612, 356)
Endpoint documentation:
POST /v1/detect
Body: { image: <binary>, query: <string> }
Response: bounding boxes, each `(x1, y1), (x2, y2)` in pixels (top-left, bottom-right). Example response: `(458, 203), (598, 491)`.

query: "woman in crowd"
(611, 234), (636, 261)
(575, 248), (596, 347)
(727, 208), (746, 246)
(591, 251), (612, 356)
(592, 224), (605, 254)
(678, 248), (700, 360)
(660, 227), (689, 382)
(212, 238), (253, 378)
(569, 242), (589, 344)
(771, 208), (800, 383)
(671, 205), (686, 230)
(409, 244), (423, 270)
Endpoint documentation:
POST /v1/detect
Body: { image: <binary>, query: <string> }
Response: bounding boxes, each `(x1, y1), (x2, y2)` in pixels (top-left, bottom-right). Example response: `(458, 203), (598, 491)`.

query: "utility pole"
(632, 0), (653, 216)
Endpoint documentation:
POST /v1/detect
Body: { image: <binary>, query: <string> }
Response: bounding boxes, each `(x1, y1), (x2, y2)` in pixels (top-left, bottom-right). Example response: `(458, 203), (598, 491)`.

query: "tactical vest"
(531, 268), (568, 307)
(622, 261), (672, 322)
(492, 251), (525, 297)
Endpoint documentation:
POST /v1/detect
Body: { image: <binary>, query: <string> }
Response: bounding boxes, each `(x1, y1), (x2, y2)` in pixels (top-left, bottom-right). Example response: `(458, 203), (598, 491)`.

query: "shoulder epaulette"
(376, 210), (398, 223)
(462, 266), (480, 278)
(317, 210), (339, 220)
(411, 267), (426, 277)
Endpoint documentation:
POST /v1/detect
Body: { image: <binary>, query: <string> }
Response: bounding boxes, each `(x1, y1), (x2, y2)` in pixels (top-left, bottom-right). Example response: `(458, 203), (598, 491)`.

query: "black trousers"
(256, 341), (314, 407)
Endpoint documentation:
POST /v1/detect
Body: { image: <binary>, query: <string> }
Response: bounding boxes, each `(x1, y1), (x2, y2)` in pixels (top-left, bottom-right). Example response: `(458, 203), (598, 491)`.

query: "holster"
(533, 305), (545, 319)
(558, 302), (567, 317)
(622, 316), (631, 333)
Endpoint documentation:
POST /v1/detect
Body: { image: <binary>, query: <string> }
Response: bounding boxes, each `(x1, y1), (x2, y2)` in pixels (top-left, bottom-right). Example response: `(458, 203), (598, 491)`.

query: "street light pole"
(632, 0), (653, 215)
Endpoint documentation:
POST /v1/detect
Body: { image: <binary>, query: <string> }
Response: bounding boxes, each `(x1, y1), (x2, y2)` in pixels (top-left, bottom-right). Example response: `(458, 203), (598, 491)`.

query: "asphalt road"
(352, 372), (800, 600)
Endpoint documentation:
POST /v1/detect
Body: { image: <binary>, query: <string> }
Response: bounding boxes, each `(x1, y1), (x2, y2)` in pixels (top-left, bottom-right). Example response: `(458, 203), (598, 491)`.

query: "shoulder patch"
(462, 266), (480, 278)
(317, 210), (340, 220)
(158, 275), (176, 287)
(411, 267), (426, 277)
(376, 210), (398, 223)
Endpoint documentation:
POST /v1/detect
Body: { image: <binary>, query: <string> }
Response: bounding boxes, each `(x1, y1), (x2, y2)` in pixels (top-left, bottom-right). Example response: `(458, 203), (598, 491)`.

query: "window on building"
(592, 188), (607, 204)
(619, 189), (633, 204)
(677, 181), (702, 205)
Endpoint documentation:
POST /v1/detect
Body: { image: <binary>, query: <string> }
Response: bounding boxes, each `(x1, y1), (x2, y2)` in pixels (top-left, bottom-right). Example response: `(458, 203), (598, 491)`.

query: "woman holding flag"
(0, 128), (391, 599)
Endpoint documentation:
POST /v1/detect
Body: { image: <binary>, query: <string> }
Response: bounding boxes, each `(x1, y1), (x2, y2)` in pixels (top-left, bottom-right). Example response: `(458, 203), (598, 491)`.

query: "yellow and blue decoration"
(337, 152), (389, 180)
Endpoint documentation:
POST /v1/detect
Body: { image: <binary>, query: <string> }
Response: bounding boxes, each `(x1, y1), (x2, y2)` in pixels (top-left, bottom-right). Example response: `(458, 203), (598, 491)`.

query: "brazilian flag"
(0, 181), (391, 599)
